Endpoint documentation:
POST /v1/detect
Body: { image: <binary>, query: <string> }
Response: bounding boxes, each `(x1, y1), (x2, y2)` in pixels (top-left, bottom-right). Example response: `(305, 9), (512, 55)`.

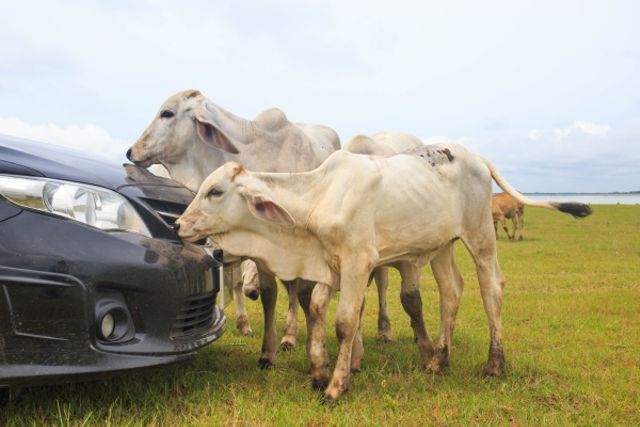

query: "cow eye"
(207, 188), (224, 198)
(160, 110), (175, 119)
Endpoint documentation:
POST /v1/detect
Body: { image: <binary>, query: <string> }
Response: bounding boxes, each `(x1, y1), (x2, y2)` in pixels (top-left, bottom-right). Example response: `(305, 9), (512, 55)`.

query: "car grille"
(141, 198), (187, 227)
(171, 290), (217, 339)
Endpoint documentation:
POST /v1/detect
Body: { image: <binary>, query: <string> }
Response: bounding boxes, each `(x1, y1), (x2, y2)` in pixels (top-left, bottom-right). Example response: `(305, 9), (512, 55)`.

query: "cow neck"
(163, 138), (230, 193)
(204, 101), (259, 145)
(219, 228), (331, 284)
(251, 169), (320, 225)
(205, 102), (313, 171)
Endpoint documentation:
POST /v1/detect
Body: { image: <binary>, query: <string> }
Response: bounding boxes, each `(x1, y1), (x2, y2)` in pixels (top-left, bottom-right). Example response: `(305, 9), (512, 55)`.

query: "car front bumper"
(0, 203), (226, 388)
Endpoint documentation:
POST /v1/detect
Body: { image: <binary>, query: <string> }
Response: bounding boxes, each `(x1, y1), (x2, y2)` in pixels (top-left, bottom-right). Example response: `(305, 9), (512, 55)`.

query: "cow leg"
(511, 216), (518, 241)
(297, 281), (316, 364)
(350, 298), (366, 373)
(310, 272), (364, 376)
(397, 261), (435, 369)
(462, 224), (506, 377)
(501, 216), (512, 240)
(518, 211), (525, 240)
(427, 242), (464, 373)
(373, 267), (392, 342)
(279, 279), (299, 352)
(323, 264), (369, 402)
(257, 271), (278, 369)
(309, 282), (333, 390)
(233, 264), (253, 336)
(241, 260), (260, 300)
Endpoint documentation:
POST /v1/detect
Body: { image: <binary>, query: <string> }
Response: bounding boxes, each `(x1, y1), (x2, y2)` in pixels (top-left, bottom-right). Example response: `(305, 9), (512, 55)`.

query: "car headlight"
(0, 175), (151, 237)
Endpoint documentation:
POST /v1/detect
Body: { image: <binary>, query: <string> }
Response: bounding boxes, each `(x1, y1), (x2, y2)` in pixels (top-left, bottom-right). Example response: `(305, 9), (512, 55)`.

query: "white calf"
(177, 139), (591, 401)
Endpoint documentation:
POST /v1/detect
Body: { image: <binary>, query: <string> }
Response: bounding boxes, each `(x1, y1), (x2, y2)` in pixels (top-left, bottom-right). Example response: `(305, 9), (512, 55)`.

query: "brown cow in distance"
(492, 192), (525, 240)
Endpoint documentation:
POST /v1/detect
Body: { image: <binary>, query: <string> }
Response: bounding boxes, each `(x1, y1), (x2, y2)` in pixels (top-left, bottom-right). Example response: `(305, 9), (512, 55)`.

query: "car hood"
(0, 134), (185, 192)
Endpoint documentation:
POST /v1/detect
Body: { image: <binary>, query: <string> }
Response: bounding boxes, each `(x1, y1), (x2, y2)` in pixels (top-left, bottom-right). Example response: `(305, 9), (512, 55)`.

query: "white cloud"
(423, 119), (640, 192)
(570, 120), (611, 136)
(0, 117), (128, 162)
(530, 120), (610, 141)
(554, 120), (610, 139)
(528, 129), (544, 140)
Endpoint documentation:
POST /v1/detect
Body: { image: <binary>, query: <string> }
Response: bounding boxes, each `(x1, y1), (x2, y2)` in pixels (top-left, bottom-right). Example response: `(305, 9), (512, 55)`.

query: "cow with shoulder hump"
(127, 89), (340, 367)
(176, 135), (591, 402)
(127, 89), (339, 191)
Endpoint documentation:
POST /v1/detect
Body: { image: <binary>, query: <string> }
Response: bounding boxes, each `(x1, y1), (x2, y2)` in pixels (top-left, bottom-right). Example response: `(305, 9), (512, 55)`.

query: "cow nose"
(172, 222), (180, 231)
(126, 148), (132, 161)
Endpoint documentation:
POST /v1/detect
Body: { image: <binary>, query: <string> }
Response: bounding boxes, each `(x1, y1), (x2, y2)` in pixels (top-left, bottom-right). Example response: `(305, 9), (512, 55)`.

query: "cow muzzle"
(175, 218), (200, 242)
(126, 143), (156, 168)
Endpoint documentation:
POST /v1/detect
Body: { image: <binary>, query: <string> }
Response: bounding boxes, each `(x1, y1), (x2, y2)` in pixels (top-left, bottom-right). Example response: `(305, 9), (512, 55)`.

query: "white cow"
(176, 136), (591, 401)
(127, 89), (340, 366)
(237, 131), (424, 343)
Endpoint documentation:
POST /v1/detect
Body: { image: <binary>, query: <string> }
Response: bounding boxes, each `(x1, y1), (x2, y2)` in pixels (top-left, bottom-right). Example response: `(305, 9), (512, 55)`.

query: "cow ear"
(193, 113), (240, 155)
(184, 89), (201, 99)
(241, 187), (296, 227)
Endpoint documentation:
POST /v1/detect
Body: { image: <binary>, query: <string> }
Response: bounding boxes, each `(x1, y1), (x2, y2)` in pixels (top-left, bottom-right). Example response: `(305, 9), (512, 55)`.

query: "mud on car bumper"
(0, 205), (226, 390)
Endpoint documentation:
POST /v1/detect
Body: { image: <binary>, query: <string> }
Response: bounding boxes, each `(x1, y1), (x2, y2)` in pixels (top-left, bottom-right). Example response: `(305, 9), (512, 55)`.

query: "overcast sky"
(1, 0), (639, 192)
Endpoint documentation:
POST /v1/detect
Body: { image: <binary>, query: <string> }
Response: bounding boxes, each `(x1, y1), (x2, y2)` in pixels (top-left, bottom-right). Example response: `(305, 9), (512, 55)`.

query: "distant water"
(524, 193), (640, 205)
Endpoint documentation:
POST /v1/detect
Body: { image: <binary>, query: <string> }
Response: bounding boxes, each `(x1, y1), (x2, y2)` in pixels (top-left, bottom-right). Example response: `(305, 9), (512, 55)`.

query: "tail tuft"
(551, 202), (593, 218)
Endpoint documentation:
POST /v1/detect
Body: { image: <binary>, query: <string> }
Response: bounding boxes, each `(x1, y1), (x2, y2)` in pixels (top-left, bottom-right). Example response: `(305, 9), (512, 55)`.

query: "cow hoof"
(483, 347), (506, 377)
(246, 290), (260, 301)
(279, 341), (295, 352)
(235, 315), (253, 336)
(257, 358), (275, 370)
(350, 367), (361, 375)
(425, 348), (449, 374)
(375, 332), (392, 343)
(425, 362), (446, 375)
(426, 366), (447, 375)
(483, 365), (504, 377)
(321, 394), (337, 405)
(483, 357), (505, 377)
(237, 326), (254, 336)
(311, 379), (329, 391)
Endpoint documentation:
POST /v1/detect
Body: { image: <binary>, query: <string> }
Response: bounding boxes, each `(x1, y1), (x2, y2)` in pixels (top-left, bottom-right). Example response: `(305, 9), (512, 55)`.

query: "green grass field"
(2, 205), (639, 426)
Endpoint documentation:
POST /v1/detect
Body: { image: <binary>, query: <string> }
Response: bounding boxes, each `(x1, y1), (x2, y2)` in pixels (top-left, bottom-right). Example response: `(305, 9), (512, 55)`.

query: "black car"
(0, 135), (226, 400)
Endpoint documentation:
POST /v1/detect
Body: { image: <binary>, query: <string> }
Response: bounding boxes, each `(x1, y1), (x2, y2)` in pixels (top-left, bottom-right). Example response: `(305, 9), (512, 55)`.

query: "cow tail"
(482, 157), (592, 218)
